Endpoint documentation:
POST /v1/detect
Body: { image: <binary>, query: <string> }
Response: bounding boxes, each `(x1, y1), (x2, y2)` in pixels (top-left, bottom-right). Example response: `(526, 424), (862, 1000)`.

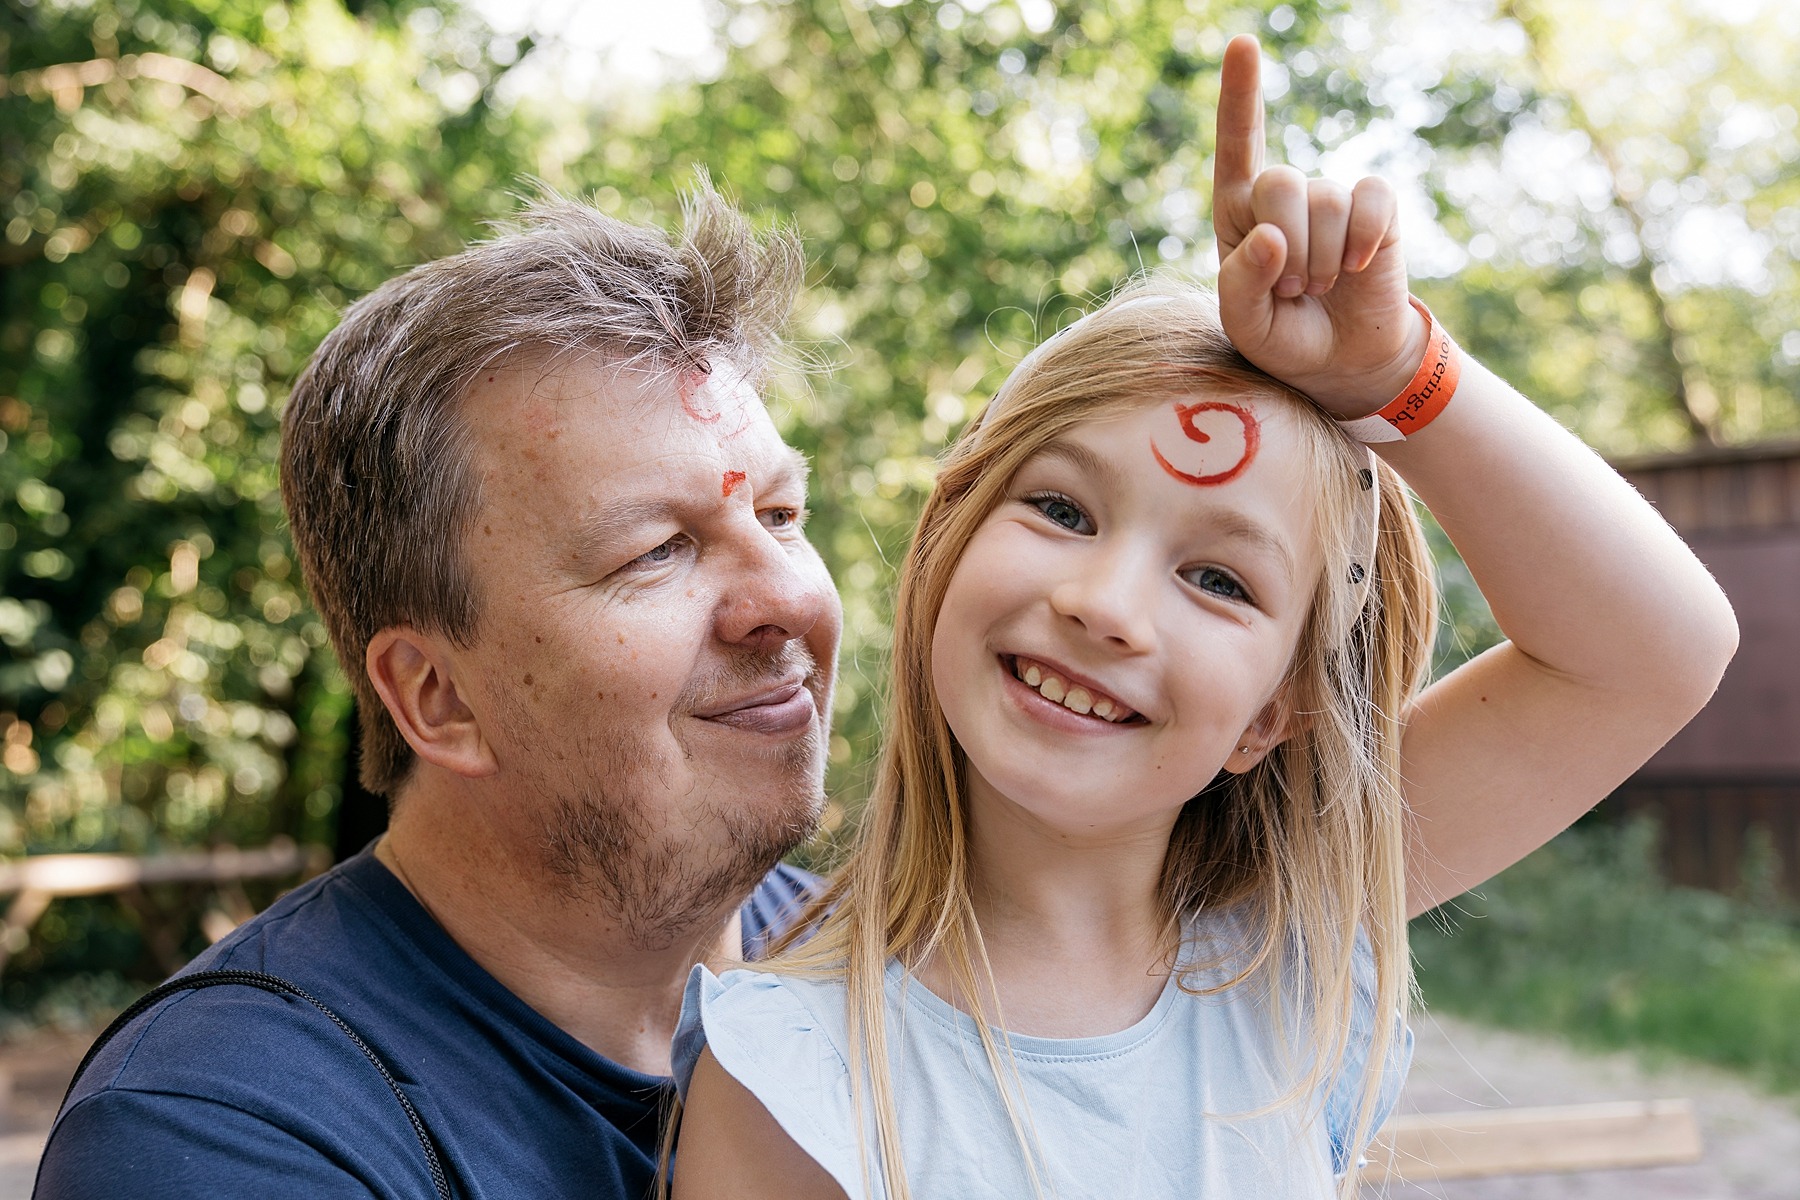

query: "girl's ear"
(1224, 683), (1307, 773)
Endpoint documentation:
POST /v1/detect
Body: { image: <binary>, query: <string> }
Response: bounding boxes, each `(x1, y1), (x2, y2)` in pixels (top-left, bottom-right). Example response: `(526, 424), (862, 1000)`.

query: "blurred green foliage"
(2, 0), (1796, 1006)
(0, 0), (544, 994)
(1413, 820), (1800, 1092)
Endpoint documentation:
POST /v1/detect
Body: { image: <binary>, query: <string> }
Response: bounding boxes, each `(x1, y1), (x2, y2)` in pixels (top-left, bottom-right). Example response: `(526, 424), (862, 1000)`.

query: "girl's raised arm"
(1210, 35), (1738, 918)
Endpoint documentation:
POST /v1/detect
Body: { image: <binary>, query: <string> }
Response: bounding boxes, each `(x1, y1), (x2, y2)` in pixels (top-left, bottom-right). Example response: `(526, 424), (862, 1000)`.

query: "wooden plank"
(1655, 467), (1703, 533)
(1361, 1099), (1703, 1183)
(0, 840), (331, 978)
(1698, 462), (1745, 532)
(1626, 469), (1663, 513)
(1744, 460), (1788, 530)
(0, 839), (327, 897)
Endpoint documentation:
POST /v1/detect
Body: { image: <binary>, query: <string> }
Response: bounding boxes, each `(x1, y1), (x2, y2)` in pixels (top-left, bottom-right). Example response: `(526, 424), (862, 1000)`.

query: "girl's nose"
(1047, 552), (1158, 654)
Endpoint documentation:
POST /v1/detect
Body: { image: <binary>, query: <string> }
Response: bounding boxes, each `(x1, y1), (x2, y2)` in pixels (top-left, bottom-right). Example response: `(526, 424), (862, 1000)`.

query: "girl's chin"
(965, 770), (1192, 838)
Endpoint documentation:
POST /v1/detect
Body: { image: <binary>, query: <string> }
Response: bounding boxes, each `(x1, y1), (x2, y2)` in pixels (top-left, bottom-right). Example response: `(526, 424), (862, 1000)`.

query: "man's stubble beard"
(502, 648), (827, 952)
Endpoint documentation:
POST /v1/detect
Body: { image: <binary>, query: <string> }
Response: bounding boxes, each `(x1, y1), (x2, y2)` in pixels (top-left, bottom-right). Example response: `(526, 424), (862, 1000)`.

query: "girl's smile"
(999, 651), (1145, 731)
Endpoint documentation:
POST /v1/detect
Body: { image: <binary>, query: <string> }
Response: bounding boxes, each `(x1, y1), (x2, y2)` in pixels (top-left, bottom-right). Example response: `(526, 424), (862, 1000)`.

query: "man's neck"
(374, 812), (742, 1076)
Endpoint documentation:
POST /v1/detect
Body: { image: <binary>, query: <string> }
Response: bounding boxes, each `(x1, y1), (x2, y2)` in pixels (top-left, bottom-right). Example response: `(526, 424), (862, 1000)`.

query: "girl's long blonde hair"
(768, 281), (1438, 1198)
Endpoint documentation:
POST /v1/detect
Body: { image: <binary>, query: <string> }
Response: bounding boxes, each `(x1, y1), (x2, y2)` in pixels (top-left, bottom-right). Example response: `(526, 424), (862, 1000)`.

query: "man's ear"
(365, 627), (498, 780)
(1224, 682), (1306, 774)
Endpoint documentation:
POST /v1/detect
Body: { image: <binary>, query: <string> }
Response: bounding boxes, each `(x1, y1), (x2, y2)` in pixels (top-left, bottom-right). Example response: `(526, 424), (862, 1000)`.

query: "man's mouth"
(1004, 655), (1143, 724)
(691, 675), (817, 734)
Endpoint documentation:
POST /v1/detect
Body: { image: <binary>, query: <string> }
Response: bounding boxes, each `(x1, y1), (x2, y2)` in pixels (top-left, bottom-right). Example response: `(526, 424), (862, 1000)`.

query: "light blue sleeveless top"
(671, 922), (1410, 1199)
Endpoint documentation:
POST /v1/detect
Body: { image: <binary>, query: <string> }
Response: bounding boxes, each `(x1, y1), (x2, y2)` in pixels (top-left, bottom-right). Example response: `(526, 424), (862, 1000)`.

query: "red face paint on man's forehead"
(1149, 400), (1260, 487)
(721, 469), (746, 498)
(678, 365), (718, 423)
(678, 361), (755, 440)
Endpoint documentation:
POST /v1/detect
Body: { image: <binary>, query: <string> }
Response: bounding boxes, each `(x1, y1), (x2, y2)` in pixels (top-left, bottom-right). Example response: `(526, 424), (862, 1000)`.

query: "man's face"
(456, 352), (840, 947)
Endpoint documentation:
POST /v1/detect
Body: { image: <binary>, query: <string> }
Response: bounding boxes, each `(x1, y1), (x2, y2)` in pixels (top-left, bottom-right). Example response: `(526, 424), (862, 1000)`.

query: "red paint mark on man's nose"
(722, 469), (747, 498)
(1150, 401), (1260, 487)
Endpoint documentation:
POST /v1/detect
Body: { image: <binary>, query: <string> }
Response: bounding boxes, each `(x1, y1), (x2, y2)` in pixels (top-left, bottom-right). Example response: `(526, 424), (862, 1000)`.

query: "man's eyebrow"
(565, 450), (812, 562)
(770, 447), (813, 495)
(566, 496), (677, 561)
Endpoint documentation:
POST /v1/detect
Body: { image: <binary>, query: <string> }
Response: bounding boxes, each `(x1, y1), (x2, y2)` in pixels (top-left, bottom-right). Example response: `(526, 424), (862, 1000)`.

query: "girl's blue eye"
(1186, 566), (1249, 602)
(1029, 493), (1091, 532)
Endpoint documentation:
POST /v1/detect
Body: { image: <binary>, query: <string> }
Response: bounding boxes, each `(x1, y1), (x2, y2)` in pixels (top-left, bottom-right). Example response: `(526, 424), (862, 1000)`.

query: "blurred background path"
(0, 1029), (85, 1200)
(1387, 1013), (1800, 1199)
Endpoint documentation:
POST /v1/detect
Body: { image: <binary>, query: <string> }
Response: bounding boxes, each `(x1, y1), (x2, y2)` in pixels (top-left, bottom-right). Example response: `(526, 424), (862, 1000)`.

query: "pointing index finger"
(1214, 35), (1267, 203)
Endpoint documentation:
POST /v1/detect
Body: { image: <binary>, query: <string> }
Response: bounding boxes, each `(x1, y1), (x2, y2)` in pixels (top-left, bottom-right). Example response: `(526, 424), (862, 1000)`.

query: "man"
(35, 185), (842, 1198)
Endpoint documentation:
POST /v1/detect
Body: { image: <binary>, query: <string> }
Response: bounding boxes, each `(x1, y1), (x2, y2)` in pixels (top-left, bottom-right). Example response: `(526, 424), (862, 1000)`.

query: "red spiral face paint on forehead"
(1149, 400), (1260, 487)
(721, 469), (746, 498)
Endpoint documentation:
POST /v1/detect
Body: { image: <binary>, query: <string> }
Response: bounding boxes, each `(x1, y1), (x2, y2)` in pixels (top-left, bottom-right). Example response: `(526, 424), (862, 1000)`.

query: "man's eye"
(763, 506), (806, 531)
(1184, 566), (1249, 602)
(631, 535), (687, 567)
(1028, 493), (1091, 533)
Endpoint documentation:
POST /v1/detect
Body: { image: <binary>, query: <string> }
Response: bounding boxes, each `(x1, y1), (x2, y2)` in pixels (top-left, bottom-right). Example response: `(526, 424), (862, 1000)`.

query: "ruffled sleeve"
(1321, 930), (1414, 1178)
(672, 964), (871, 1199)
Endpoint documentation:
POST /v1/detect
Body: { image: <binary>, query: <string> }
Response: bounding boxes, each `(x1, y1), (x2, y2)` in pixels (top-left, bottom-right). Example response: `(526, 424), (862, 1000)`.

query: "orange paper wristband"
(1335, 297), (1462, 444)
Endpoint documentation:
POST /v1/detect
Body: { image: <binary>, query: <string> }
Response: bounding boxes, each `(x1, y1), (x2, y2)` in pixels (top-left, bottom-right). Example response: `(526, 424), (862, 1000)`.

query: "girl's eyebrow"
(1032, 438), (1124, 491)
(1196, 509), (1296, 588)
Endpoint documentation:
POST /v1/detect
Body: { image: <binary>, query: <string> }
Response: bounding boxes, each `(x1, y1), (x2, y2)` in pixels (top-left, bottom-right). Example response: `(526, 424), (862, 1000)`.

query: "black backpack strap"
(62, 968), (452, 1200)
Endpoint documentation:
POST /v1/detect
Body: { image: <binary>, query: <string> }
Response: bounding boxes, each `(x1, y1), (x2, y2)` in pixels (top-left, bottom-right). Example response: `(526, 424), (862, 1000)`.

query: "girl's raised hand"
(1212, 34), (1427, 416)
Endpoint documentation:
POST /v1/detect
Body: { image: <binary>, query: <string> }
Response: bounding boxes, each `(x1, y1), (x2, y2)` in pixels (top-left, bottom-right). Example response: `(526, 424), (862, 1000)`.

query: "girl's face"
(931, 391), (1328, 842)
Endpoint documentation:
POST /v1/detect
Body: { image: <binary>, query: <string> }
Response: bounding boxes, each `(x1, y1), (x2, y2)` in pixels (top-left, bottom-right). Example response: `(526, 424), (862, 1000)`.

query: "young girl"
(668, 35), (1737, 1200)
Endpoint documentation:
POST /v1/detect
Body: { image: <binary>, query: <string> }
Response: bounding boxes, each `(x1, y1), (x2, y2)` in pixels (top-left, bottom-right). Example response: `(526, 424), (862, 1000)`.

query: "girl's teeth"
(1014, 657), (1130, 722)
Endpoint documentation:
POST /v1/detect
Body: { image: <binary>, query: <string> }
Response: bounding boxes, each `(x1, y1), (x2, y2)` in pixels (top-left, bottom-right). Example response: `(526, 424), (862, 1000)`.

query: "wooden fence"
(1605, 439), (1800, 896)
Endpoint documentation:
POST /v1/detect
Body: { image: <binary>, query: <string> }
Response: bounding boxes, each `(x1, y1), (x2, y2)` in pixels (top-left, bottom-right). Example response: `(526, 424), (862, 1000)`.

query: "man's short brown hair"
(280, 181), (803, 795)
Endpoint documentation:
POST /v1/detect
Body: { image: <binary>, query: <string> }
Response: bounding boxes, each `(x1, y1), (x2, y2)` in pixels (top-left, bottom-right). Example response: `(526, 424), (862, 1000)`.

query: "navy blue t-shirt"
(34, 848), (818, 1199)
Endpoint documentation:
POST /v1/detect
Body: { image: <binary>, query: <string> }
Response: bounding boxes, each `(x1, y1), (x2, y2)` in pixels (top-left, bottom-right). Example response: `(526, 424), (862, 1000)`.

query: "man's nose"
(1048, 546), (1158, 654)
(714, 530), (837, 654)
